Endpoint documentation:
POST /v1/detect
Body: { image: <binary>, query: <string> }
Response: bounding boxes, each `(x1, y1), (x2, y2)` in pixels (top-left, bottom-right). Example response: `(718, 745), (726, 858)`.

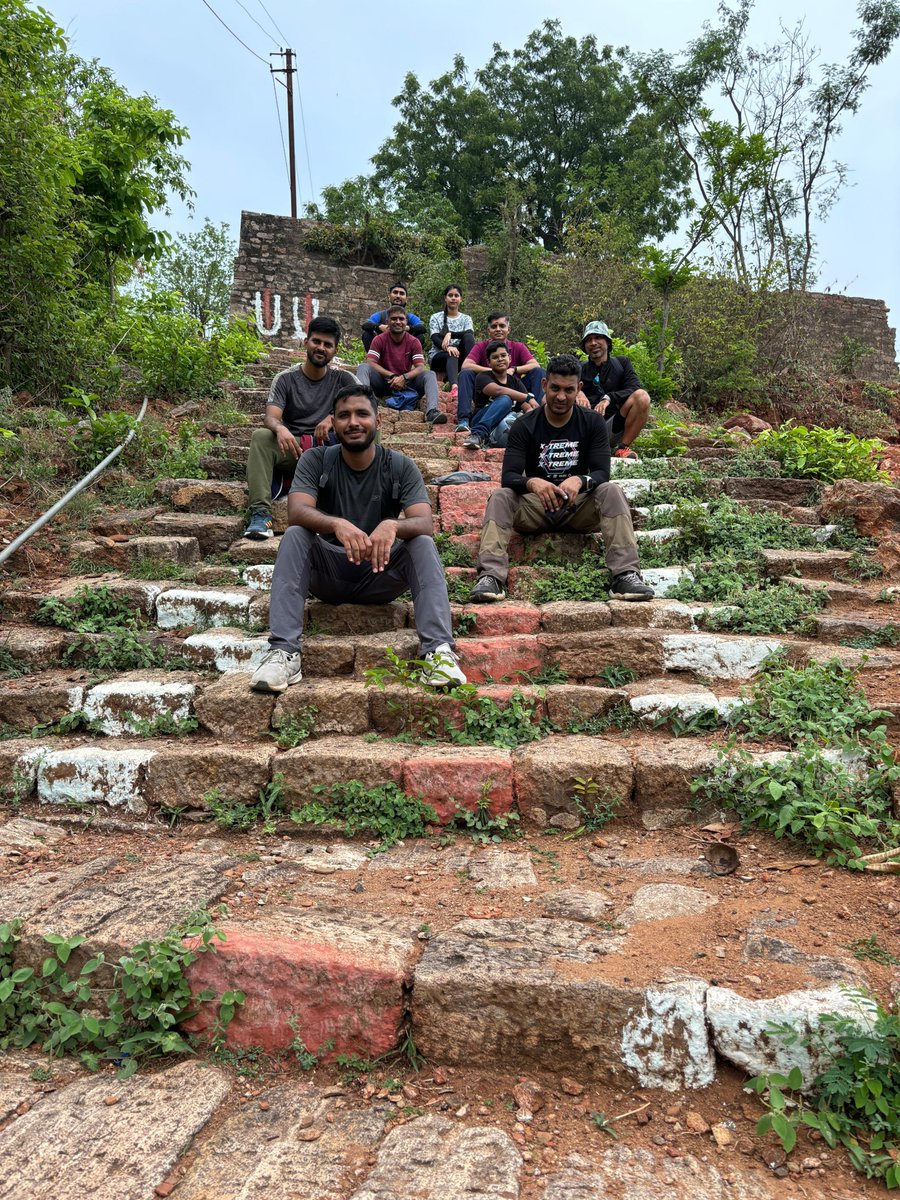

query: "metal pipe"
(0, 396), (149, 566)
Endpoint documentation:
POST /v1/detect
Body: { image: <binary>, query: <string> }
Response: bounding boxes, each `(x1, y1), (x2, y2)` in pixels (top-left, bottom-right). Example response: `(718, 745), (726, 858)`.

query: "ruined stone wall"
(230, 212), (897, 379)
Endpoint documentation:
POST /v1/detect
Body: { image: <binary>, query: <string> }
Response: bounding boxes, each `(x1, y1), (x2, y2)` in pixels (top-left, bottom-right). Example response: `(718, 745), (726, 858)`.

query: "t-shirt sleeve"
(267, 368), (291, 410)
(408, 337), (425, 365)
(336, 369), (360, 387)
(468, 341), (487, 366)
(584, 411), (611, 486)
(510, 342), (534, 367)
(290, 446), (325, 499)
(429, 313), (443, 336)
(462, 314), (474, 332)
(396, 455), (429, 509)
(367, 334), (385, 362)
(500, 414), (532, 493)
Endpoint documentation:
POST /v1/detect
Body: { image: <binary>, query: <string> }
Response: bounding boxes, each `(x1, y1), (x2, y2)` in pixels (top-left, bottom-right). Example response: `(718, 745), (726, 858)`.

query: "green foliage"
(756, 422), (888, 484)
(434, 532), (473, 568)
(120, 290), (265, 399)
(610, 337), (679, 406)
(833, 336), (873, 380)
(862, 380), (895, 411)
(36, 585), (137, 633)
(292, 780), (438, 853)
(0, 646), (27, 679)
(450, 688), (551, 749)
(529, 550), (609, 604)
(598, 664), (638, 688)
(570, 776), (620, 833)
(124, 712), (198, 738)
(29, 711), (104, 739)
(205, 775), (285, 834)
(64, 629), (170, 672)
(840, 625), (900, 650)
(155, 419), (215, 479)
(693, 740), (900, 868)
(148, 218), (236, 328)
(590, 1111), (619, 1140)
(640, 498), (821, 569)
(286, 1017), (334, 1070)
(731, 657), (890, 746)
(0, 912), (242, 1077)
(847, 935), (899, 967)
(443, 785), (521, 845)
(747, 998), (900, 1188)
(270, 708), (318, 749)
(668, 563), (827, 635)
(568, 702), (637, 735)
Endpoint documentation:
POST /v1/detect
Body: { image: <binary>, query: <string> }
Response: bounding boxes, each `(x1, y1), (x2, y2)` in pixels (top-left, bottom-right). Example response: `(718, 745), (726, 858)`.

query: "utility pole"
(270, 50), (297, 218)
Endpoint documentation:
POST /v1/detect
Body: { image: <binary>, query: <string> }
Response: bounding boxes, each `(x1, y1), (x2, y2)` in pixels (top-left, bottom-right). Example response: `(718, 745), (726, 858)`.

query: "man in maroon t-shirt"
(356, 307), (446, 425)
(455, 312), (545, 432)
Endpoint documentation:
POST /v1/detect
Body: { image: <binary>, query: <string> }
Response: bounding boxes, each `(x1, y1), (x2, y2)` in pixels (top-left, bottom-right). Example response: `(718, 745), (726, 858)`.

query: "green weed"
(291, 780), (438, 853)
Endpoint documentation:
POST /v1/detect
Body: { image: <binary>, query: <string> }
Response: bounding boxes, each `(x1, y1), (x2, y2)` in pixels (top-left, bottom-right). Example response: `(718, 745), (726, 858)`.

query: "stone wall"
(803, 293), (897, 382)
(230, 212), (897, 379)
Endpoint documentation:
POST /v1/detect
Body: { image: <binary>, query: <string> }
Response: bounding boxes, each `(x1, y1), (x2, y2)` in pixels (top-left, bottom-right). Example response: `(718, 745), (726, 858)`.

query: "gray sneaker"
(250, 648), (303, 692)
(421, 643), (467, 688)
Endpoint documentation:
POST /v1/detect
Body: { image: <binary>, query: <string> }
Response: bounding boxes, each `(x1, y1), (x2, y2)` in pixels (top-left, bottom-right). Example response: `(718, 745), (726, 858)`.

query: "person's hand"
(332, 519), (372, 565)
(368, 520), (398, 572)
(575, 389), (591, 408)
(313, 414), (333, 444)
(447, 346), (459, 358)
(520, 398), (539, 413)
(275, 425), (301, 457)
(558, 476), (583, 505)
(389, 374), (405, 390)
(527, 477), (569, 512)
(595, 396), (610, 416)
(441, 332), (451, 350)
(378, 323), (388, 332)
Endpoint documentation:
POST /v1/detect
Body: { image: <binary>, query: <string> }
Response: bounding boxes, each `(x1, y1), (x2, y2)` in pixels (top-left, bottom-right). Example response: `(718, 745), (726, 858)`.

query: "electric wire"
(254, 0), (290, 45)
(198, 0), (269, 65)
(270, 69), (291, 191)
(231, 0), (280, 46)
(294, 69), (315, 199)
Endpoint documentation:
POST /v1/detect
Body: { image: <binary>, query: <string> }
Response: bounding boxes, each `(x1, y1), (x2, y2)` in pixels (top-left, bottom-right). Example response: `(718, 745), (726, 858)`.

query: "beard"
(337, 428), (377, 452)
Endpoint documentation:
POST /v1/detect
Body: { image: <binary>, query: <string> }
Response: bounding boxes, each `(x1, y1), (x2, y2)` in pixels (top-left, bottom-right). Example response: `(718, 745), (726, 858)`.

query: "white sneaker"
(250, 648), (303, 693)
(421, 643), (467, 688)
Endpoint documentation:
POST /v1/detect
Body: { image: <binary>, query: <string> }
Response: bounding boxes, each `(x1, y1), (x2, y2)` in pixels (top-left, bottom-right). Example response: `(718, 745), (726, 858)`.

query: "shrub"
(292, 780), (438, 853)
(755, 422), (888, 484)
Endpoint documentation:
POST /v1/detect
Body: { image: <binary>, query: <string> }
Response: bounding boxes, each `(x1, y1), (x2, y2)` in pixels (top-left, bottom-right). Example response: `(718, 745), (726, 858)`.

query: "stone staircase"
(1, 354), (898, 1198)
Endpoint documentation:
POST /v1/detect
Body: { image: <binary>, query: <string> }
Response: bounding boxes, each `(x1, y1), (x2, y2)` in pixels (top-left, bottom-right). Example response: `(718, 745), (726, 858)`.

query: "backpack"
(317, 444), (404, 522)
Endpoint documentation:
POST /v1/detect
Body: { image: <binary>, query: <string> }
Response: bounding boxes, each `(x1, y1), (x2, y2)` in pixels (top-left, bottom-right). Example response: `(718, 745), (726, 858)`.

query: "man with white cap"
(577, 321), (651, 458)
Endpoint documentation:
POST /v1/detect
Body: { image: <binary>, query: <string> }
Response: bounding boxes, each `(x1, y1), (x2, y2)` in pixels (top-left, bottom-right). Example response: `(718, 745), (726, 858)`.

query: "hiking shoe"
(244, 512), (274, 539)
(609, 571), (654, 602)
(250, 648), (303, 692)
(426, 409), (448, 426)
(421, 643), (467, 688)
(469, 574), (506, 603)
(613, 444), (639, 459)
(455, 418), (470, 433)
(463, 431), (485, 450)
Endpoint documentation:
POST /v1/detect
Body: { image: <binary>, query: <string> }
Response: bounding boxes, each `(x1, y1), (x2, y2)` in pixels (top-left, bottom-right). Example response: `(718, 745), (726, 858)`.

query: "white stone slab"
(641, 567), (693, 598)
(615, 478), (652, 500)
(242, 564), (275, 592)
(183, 630), (270, 673)
(636, 526), (680, 543)
(662, 634), (783, 679)
(82, 680), (196, 736)
(156, 588), (251, 630)
(37, 746), (157, 813)
(620, 979), (715, 1091)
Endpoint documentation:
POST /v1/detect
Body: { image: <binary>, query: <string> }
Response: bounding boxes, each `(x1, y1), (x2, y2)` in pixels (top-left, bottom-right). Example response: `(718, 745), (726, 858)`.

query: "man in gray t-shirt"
(244, 315), (358, 540)
(250, 382), (466, 693)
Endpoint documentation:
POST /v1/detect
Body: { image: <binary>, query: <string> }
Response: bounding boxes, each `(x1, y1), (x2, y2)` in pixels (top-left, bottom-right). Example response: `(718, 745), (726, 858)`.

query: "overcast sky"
(47, 0), (900, 335)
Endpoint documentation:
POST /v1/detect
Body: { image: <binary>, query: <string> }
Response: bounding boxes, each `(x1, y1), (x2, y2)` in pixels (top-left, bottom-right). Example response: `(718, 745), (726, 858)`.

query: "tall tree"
(369, 21), (691, 250)
(149, 218), (236, 329)
(634, 0), (900, 288)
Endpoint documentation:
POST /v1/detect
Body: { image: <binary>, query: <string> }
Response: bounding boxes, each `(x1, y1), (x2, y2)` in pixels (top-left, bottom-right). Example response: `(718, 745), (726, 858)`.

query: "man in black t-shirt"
(576, 320), (650, 459)
(251, 383), (465, 693)
(244, 315), (358, 540)
(469, 354), (653, 603)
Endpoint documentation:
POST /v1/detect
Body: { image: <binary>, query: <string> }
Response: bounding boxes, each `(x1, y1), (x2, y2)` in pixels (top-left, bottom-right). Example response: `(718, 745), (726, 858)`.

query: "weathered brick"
(403, 748), (515, 823)
(456, 636), (545, 684)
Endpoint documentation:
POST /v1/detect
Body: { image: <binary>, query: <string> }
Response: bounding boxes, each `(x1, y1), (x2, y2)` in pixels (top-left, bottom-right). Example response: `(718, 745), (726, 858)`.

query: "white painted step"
(156, 588), (254, 630)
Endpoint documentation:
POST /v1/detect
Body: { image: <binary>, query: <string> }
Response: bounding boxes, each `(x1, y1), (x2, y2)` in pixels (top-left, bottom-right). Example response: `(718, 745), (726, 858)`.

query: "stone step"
(782, 574), (896, 606)
(761, 547), (855, 580)
(70, 535), (200, 571)
(814, 612), (900, 645)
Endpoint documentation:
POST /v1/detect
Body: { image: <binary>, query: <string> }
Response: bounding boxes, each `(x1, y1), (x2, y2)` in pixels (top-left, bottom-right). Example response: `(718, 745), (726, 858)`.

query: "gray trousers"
(356, 362), (439, 410)
(476, 485), (640, 584)
(268, 526), (455, 654)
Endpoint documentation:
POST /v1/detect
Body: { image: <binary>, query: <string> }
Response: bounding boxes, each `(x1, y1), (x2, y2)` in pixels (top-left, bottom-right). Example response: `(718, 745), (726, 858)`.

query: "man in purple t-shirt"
(356, 307), (446, 425)
(455, 312), (545, 432)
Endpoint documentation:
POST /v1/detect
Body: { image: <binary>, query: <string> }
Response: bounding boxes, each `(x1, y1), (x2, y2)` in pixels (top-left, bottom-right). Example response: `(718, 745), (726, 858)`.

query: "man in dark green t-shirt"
(251, 382), (465, 693)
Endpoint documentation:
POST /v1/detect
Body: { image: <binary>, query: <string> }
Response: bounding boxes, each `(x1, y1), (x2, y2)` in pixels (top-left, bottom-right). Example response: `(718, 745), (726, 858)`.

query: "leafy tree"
(634, 0), (900, 287)
(368, 21), (691, 249)
(149, 219), (236, 329)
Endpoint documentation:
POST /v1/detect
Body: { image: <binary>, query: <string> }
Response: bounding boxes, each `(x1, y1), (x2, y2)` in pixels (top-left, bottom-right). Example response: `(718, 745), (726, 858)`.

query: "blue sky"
(48, 0), (900, 337)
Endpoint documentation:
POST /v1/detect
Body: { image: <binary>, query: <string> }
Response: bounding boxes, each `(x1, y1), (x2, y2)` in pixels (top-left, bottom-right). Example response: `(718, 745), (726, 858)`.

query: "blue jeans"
(470, 396), (513, 440)
(457, 366), (545, 420)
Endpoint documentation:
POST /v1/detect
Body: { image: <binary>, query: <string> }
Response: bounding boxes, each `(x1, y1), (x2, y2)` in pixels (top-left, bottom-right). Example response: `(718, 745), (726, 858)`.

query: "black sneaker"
(426, 409), (448, 426)
(610, 571), (654, 602)
(469, 574), (506, 603)
(463, 431), (485, 450)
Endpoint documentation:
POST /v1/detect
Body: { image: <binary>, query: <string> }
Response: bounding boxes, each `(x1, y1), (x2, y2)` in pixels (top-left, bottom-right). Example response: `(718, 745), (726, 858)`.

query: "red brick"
(438, 482), (496, 533)
(456, 636), (545, 684)
(463, 604), (541, 637)
(183, 911), (420, 1058)
(403, 748), (514, 823)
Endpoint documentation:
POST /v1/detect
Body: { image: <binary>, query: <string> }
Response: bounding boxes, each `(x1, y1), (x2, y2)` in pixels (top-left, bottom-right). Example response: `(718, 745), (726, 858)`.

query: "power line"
(231, 0), (279, 47)
(294, 69), (315, 200)
(198, 0), (269, 66)
(254, 0), (289, 45)
(270, 69), (291, 193)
